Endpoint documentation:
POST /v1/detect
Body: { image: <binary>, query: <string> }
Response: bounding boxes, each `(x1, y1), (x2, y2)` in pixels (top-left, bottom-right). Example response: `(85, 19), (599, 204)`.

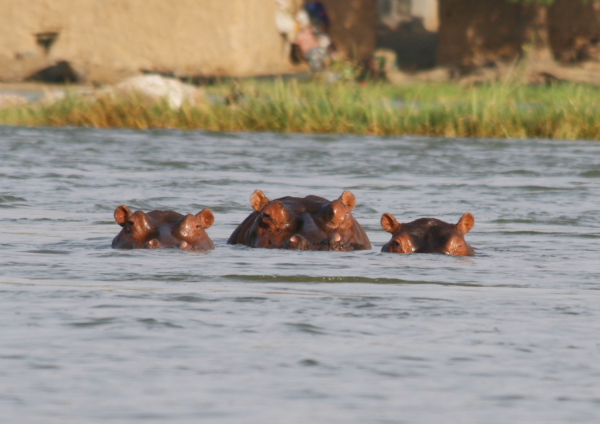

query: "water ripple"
(1, 127), (600, 424)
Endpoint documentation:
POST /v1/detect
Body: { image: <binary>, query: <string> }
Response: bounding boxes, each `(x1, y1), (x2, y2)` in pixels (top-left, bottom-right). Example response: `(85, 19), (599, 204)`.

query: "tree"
(437, 0), (600, 83)
(517, 0), (554, 62)
(518, 0), (600, 84)
(515, 0), (597, 60)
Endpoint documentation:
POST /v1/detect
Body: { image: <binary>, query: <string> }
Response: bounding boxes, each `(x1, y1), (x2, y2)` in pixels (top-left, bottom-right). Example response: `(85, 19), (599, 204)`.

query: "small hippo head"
(380, 212), (475, 256)
(313, 190), (357, 233)
(245, 190), (296, 248)
(111, 205), (215, 251)
(229, 190), (371, 251)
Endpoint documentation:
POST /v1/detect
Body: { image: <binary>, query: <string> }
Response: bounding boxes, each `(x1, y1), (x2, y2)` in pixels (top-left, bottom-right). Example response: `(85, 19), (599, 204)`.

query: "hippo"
(227, 190), (371, 251)
(111, 205), (215, 251)
(380, 212), (475, 256)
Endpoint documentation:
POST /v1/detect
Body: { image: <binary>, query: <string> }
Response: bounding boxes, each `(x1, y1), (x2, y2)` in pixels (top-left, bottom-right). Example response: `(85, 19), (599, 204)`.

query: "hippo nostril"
(144, 239), (161, 249)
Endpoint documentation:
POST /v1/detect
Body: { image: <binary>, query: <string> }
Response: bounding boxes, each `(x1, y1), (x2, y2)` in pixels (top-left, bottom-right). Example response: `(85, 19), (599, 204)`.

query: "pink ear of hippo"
(250, 190), (270, 212)
(196, 209), (215, 229)
(339, 191), (356, 211)
(456, 212), (475, 235)
(114, 205), (133, 226)
(380, 213), (401, 233)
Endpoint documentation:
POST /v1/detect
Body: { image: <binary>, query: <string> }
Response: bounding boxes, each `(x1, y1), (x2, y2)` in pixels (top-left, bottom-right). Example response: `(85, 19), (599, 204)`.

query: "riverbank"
(1, 79), (599, 140)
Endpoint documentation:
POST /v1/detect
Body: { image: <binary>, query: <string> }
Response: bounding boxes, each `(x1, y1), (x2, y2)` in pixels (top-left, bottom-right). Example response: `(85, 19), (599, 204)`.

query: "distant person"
(304, 1), (330, 32)
(294, 9), (329, 72)
(274, 0), (333, 73)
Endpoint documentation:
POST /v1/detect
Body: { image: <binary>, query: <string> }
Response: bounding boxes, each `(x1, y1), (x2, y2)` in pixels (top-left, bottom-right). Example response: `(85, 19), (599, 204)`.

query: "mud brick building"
(0, 0), (376, 83)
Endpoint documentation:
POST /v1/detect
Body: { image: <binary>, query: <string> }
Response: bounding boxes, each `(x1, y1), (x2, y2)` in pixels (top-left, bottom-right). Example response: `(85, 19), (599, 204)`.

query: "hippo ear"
(339, 191), (356, 211)
(196, 209), (215, 229)
(114, 205), (132, 226)
(456, 213), (475, 235)
(250, 190), (270, 212)
(381, 213), (400, 233)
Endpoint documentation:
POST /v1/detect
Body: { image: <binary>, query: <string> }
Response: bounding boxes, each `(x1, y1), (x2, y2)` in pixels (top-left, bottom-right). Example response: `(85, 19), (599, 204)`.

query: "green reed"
(1, 79), (600, 139)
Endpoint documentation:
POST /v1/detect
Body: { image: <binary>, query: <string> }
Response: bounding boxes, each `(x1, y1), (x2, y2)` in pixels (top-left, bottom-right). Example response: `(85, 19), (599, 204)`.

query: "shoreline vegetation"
(1, 79), (599, 140)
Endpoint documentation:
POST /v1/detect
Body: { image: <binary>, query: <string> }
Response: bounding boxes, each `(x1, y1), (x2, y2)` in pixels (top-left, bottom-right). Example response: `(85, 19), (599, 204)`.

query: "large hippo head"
(111, 205), (215, 251)
(227, 190), (371, 251)
(380, 213), (475, 256)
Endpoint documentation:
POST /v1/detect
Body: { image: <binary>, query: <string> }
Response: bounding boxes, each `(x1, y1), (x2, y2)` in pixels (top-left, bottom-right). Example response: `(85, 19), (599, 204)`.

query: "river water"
(1, 126), (599, 423)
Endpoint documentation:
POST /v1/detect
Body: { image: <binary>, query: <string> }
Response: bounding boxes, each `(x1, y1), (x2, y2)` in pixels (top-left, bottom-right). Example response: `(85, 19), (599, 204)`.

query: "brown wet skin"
(227, 190), (371, 251)
(111, 205), (215, 251)
(380, 212), (475, 256)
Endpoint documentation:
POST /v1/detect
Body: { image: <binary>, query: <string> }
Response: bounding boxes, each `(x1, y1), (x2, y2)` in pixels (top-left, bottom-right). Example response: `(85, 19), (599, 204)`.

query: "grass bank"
(1, 79), (600, 139)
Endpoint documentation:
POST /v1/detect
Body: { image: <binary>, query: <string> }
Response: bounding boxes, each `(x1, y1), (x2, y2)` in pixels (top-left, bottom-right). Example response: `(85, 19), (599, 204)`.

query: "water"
(1, 126), (599, 423)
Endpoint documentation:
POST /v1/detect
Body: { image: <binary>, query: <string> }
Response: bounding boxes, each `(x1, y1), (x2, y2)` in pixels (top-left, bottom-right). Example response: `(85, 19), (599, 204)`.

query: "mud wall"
(0, 0), (377, 83)
(437, 0), (600, 68)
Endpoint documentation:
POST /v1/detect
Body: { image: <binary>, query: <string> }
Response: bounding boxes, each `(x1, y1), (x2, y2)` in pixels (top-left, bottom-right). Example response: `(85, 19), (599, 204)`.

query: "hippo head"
(245, 191), (295, 248)
(314, 190), (357, 233)
(111, 205), (215, 251)
(227, 190), (371, 251)
(380, 212), (475, 256)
